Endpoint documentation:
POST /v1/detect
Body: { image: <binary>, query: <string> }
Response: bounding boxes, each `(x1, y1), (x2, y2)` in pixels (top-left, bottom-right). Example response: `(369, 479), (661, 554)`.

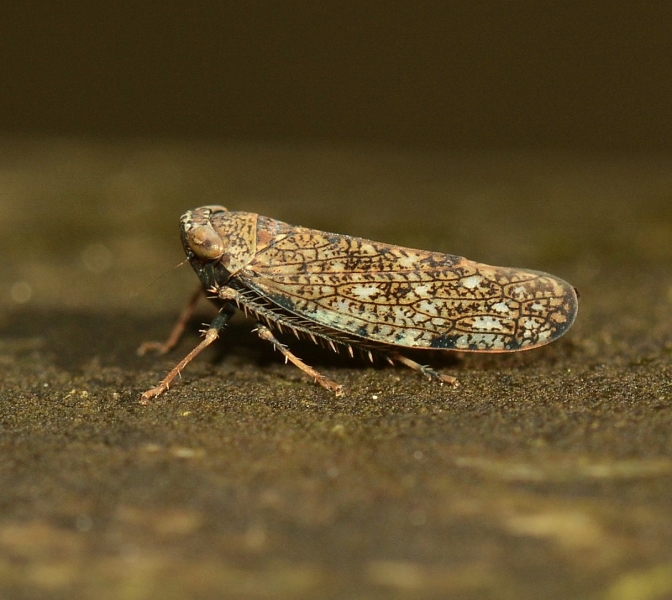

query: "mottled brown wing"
(238, 227), (578, 351)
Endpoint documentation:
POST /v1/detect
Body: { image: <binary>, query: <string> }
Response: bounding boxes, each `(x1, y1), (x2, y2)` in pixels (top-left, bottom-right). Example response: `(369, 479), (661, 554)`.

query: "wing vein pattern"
(238, 227), (577, 351)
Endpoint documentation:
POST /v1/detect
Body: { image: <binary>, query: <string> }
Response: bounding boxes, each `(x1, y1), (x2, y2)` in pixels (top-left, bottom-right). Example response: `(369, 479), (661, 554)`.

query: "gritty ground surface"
(1, 139), (672, 599)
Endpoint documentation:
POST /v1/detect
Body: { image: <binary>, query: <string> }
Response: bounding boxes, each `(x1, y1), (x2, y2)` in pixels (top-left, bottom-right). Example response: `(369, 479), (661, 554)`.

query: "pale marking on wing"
(470, 316), (507, 332)
(417, 299), (440, 317)
(491, 301), (512, 314)
(461, 275), (483, 289)
(350, 284), (380, 300)
(414, 284), (431, 297)
(522, 318), (538, 330)
(455, 333), (505, 349)
(537, 330), (552, 342)
(397, 253), (420, 268)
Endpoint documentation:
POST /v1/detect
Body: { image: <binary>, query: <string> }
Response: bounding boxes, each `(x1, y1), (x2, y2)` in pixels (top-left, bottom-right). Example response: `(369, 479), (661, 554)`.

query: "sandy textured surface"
(1, 139), (672, 599)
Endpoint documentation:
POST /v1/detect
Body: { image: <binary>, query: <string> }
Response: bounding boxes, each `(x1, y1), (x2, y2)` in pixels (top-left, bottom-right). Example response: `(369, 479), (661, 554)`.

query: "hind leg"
(388, 351), (459, 386)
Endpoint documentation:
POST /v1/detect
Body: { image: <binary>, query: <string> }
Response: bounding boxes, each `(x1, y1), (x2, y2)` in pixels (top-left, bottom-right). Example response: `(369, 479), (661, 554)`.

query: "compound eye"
(187, 225), (224, 260)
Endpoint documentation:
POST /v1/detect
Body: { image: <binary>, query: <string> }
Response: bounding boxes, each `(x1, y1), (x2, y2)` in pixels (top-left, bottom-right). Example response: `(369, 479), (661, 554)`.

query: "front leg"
(140, 306), (234, 404)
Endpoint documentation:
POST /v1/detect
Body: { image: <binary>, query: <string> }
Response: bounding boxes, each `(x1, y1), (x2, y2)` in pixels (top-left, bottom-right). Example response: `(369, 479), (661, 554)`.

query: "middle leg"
(255, 325), (344, 395)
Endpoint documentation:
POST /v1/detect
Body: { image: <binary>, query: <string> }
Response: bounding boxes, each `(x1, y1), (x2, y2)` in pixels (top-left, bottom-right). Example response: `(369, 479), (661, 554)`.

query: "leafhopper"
(140, 206), (578, 402)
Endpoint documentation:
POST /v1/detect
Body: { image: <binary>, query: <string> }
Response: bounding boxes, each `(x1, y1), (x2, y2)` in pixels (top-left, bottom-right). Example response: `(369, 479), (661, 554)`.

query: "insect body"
(139, 206), (578, 402)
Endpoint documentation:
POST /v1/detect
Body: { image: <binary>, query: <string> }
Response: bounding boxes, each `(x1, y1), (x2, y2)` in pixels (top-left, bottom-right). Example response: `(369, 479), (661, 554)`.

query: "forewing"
(239, 227), (578, 351)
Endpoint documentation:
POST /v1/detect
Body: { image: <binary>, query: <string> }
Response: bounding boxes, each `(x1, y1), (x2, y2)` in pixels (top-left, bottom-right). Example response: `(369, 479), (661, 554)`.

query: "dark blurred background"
(3, 1), (672, 153)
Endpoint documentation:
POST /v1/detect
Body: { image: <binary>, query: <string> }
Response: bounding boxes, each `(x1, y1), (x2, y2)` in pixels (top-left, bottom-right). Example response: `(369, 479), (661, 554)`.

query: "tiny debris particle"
(141, 443), (163, 454)
(331, 424), (346, 438)
(171, 447), (204, 459)
(139, 206), (579, 402)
